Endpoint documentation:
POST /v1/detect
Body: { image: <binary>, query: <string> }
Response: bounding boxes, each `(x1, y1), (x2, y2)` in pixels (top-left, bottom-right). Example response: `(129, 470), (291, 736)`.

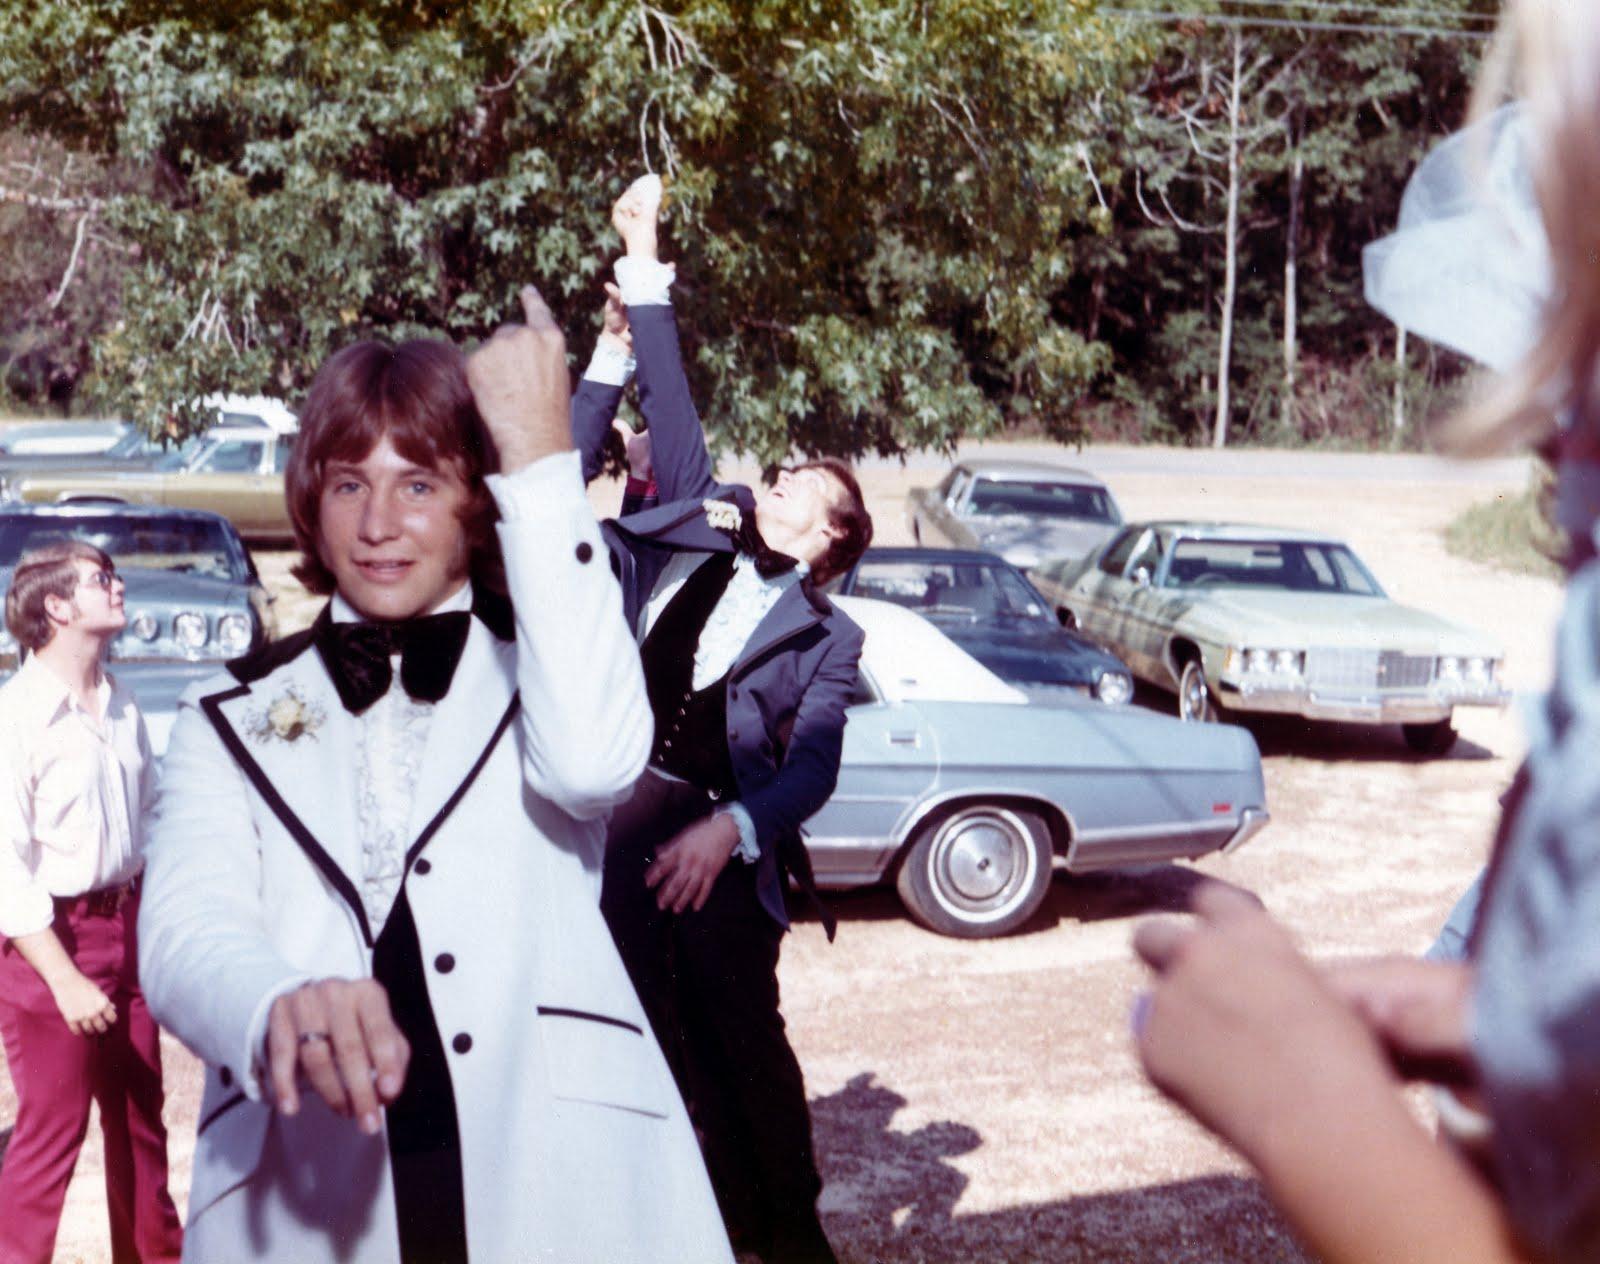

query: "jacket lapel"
(407, 616), (519, 854)
(732, 584), (825, 679)
(202, 653), (366, 931)
(614, 488), (750, 555)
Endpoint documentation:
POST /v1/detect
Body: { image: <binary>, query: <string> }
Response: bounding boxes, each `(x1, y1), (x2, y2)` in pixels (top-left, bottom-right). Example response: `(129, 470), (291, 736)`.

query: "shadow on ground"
(805, 863), (1228, 939)
(812, 1072), (1309, 1263)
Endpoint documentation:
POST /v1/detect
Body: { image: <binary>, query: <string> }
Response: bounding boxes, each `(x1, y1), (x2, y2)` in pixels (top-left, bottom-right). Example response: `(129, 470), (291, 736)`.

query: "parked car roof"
(952, 457), (1109, 484)
(200, 394), (296, 435)
(0, 420), (128, 456)
(1136, 521), (1347, 545)
(0, 500), (248, 527)
(834, 595), (1027, 705)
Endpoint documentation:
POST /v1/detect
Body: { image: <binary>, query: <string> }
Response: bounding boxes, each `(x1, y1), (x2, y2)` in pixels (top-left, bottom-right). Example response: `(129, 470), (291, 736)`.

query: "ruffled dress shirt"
(330, 583), (474, 938)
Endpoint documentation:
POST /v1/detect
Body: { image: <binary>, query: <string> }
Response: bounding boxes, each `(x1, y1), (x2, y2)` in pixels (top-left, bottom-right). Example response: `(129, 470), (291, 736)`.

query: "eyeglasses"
(79, 570), (121, 592)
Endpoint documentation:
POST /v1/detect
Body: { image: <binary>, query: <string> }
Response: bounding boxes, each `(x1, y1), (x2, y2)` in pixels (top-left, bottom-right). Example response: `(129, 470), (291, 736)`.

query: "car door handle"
(887, 731), (920, 746)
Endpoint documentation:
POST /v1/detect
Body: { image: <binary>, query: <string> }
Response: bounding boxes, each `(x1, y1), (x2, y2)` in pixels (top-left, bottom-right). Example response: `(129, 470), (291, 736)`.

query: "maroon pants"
(0, 893), (182, 1264)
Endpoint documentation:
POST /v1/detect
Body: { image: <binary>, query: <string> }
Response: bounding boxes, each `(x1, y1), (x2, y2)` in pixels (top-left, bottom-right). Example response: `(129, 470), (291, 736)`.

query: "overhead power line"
(1183, 0), (1494, 23)
(1101, 9), (1494, 39)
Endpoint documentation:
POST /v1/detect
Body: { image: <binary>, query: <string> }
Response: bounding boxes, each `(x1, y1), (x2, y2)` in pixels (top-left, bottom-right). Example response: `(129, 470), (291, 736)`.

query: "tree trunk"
(1392, 325), (1408, 441)
(1214, 28), (1243, 449)
(1283, 124), (1302, 439)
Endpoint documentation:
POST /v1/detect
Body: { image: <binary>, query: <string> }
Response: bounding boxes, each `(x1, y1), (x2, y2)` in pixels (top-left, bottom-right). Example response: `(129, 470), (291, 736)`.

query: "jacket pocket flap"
(538, 1006), (672, 1119)
(190, 1089), (271, 1220)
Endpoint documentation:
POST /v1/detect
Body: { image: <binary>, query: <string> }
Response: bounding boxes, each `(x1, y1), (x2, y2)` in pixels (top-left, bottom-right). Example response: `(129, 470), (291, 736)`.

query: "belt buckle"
(86, 882), (131, 917)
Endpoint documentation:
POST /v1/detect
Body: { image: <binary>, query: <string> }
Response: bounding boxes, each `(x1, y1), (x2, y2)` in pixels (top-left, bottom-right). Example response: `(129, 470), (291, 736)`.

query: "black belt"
(55, 875), (140, 918)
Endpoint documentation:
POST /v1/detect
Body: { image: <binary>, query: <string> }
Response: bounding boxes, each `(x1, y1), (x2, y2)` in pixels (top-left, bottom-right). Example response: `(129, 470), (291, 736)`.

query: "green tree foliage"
(0, 0), (1129, 461)
(1076, 0), (1495, 446)
(0, 1), (1503, 454)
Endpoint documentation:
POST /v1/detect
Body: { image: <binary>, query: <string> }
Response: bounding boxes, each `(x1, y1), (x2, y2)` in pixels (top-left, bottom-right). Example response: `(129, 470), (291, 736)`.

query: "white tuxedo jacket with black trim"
(137, 452), (732, 1263)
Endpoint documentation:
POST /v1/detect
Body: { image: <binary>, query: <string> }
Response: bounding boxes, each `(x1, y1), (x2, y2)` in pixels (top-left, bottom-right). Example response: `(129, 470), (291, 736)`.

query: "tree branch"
(47, 212), (91, 309)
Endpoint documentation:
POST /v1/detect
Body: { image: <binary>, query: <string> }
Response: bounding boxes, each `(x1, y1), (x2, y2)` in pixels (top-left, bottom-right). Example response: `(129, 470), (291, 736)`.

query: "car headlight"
(1464, 656), (1494, 683)
(1001, 546), (1040, 570)
(1095, 670), (1134, 706)
(1240, 647), (1303, 676)
(1437, 655), (1462, 681)
(173, 611), (208, 650)
(217, 613), (252, 655)
(129, 611), (159, 642)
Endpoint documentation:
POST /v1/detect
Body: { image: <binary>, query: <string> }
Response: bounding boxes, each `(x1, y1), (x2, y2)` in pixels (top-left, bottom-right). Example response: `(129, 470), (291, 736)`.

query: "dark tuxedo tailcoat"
(574, 304), (863, 929)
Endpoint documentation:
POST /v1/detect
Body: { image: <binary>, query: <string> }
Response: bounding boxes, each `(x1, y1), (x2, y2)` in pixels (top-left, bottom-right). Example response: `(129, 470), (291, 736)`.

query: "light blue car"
(805, 598), (1269, 937)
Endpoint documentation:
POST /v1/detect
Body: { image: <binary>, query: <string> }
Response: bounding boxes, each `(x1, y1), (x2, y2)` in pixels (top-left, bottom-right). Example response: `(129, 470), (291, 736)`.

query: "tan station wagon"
(1030, 521), (1510, 754)
(7, 427), (297, 545)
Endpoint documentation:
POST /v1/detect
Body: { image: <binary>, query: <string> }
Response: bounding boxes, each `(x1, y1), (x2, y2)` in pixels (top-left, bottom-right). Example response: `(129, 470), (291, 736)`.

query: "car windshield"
(850, 559), (1051, 622)
(105, 429), (195, 462)
(966, 478), (1118, 524)
(1163, 539), (1384, 595)
(0, 516), (245, 582)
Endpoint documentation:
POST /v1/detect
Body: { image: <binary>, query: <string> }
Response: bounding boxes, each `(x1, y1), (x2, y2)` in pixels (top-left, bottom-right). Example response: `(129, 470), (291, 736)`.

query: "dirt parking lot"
(3, 443), (1559, 1263)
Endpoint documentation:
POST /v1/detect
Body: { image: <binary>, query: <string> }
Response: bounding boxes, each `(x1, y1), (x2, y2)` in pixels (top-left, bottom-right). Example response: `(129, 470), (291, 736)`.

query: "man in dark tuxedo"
(574, 176), (873, 1264)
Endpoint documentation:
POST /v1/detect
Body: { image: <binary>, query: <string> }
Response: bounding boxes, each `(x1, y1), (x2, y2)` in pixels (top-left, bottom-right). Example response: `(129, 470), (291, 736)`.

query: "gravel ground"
(2, 443), (1557, 1263)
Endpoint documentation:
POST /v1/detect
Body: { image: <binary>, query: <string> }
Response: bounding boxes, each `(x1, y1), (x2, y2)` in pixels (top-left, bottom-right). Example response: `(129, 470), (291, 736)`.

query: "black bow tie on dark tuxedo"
(318, 611), (473, 716)
(727, 514), (799, 579)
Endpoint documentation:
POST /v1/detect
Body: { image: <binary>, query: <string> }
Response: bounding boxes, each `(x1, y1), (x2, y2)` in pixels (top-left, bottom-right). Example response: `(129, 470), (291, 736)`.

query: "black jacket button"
(413, 858), (432, 875)
(452, 1033), (473, 1054)
(575, 541), (593, 564)
(435, 953), (455, 974)
(219, 1066), (234, 1088)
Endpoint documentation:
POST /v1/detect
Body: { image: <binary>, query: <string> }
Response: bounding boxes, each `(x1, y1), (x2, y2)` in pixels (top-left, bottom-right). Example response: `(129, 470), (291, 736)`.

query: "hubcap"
(929, 809), (1036, 917)
(1181, 666), (1209, 721)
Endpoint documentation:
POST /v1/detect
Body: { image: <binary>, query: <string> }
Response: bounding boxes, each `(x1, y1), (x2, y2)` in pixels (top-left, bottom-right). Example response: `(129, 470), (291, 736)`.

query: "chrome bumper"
(1217, 680), (1511, 724)
(1220, 806), (1271, 855)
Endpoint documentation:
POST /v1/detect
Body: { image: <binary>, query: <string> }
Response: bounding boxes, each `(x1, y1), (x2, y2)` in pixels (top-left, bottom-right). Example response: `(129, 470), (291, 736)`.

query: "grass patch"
(1444, 476), (1565, 581)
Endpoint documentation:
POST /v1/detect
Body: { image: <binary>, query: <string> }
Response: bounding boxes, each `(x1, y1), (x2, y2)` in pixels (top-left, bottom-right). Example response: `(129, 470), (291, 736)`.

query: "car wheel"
(1402, 719), (1459, 755)
(1177, 659), (1222, 723)
(896, 805), (1052, 938)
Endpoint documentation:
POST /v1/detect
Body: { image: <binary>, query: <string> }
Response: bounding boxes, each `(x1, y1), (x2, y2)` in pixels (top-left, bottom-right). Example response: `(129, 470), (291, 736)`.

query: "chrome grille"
(1305, 648), (1379, 691)
(1379, 652), (1434, 689)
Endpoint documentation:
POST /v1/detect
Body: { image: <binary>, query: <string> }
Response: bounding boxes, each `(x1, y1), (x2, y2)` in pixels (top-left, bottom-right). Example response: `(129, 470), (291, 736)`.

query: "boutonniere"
(246, 686), (326, 746)
(704, 498), (742, 533)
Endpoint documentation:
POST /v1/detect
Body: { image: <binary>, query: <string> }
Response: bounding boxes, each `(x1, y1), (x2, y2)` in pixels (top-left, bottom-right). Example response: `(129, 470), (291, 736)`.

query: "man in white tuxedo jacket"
(136, 291), (732, 1263)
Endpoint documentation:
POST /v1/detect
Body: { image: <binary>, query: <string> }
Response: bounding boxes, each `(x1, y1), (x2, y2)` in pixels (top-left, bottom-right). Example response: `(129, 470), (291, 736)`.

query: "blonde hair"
(1454, 1), (1600, 454)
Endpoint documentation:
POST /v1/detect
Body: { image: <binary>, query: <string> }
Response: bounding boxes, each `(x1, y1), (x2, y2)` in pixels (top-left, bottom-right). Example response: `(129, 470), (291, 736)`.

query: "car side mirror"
(1056, 609), (1072, 628)
(1131, 566), (1152, 588)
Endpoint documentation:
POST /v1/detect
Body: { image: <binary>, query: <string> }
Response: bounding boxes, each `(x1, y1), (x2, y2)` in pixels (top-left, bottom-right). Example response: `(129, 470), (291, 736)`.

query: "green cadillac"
(1029, 522), (1510, 754)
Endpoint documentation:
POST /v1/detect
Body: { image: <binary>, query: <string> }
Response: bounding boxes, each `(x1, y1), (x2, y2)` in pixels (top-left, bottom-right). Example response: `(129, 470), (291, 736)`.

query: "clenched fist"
(465, 285), (572, 475)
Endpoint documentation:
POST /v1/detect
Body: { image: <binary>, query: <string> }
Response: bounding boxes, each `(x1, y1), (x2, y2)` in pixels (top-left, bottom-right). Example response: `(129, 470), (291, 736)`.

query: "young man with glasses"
(0, 541), (184, 1264)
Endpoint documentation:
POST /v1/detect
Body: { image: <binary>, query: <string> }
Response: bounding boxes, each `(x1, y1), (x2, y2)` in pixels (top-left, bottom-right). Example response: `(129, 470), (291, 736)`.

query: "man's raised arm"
(610, 175), (718, 504)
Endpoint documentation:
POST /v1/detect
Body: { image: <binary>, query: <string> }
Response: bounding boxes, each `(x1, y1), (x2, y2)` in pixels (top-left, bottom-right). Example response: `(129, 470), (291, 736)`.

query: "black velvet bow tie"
(728, 514), (799, 579)
(318, 611), (472, 716)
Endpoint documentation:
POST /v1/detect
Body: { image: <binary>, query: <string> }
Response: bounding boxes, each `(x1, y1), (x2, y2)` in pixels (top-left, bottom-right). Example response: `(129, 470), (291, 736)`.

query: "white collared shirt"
(330, 581), (474, 938)
(0, 655), (151, 937)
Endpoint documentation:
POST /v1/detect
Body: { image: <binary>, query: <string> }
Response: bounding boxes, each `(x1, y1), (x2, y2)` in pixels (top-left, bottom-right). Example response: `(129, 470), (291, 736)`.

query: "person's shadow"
(808, 1072), (1310, 1262)
(810, 1072), (980, 1236)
